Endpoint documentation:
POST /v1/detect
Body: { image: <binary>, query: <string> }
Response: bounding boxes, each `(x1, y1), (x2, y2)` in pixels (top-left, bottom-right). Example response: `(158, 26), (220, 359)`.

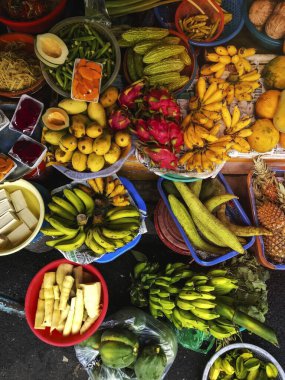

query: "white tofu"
(0, 211), (20, 234)
(17, 208), (38, 230)
(7, 222), (31, 245)
(0, 189), (9, 202)
(10, 190), (27, 212)
(0, 199), (14, 216)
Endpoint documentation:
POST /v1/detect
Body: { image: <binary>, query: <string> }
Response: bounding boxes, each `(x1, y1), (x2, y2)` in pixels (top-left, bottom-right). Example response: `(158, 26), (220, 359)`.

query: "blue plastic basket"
(155, 0), (245, 47)
(157, 174), (255, 266)
(243, 0), (283, 52)
(95, 176), (147, 263)
(248, 169), (285, 270)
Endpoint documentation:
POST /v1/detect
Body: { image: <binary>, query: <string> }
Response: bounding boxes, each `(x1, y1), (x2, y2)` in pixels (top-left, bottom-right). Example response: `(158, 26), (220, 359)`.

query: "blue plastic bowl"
(243, 0), (283, 52)
(248, 169), (285, 270)
(155, 0), (245, 47)
(96, 176), (147, 263)
(157, 174), (255, 266)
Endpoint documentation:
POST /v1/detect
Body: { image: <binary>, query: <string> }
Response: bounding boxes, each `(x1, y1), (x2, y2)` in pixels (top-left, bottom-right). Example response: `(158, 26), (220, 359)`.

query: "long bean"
(108, 0), (181, 15)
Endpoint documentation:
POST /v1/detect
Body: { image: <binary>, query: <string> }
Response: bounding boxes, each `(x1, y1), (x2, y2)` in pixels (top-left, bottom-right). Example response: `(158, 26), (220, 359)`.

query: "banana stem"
(216, 302), (279, 346)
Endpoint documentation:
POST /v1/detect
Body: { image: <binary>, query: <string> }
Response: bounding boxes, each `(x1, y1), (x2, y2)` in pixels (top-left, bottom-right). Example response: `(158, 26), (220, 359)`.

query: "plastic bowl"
(175, 0), (224, 46)
(202, 343), (285, 380)
(243, 0), (283, 52)
(0, 179), (45, 256)
(25, 258), (108, 347)
(0, 34), (45, 98)
(0, 0), (68, 34)
(156, 0), (244, 46)
(41, 17), (121, 97)
(123, 29), (197, 96)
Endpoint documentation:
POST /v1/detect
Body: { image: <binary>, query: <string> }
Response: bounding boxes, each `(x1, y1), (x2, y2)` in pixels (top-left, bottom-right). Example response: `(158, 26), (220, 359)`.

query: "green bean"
(106, 59), (112, 78)
(96, 42), (111, 59)
(79, 46), (84, 58)
(68, 24), (80, 39)
(63, 72), (72, 80)
(66, 66), (73, 75)
(56, 67), (64, 88)
(89, 28), (105, 47)
(84, 24), (93, 35)
(91, 39), (97, 51)
(63, 75), (67, 90)
(74, 36), (95, 42)
(68, 47), (79, 61)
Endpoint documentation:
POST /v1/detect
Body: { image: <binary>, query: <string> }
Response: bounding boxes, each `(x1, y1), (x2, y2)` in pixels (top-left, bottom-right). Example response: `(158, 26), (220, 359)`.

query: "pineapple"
(257, 202), (285, 232)
(264, 234), (285, 263)
(253, 157), (278, 202)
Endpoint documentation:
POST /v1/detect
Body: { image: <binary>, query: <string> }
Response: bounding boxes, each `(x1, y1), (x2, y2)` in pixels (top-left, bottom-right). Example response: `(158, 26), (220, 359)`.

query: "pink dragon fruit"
(144, 147), (178, 170)
(144, 88), (181, 120)
(134, 119), (150, 142)
(119, 79), (145, 109)
(168, 121), (184, 151)
(148, 117), (170, 145)
(108, 109), (131, 130)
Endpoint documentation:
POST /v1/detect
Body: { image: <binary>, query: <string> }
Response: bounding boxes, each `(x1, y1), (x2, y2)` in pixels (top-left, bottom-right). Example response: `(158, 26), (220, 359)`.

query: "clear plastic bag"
(75, 307), (178, 380)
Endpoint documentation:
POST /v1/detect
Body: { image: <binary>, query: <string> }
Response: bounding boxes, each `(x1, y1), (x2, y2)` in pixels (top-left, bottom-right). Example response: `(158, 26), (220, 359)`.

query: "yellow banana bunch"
(87, 176), (130, 206)
(221, 105), (253, 153)
(187, 78), (225, 127)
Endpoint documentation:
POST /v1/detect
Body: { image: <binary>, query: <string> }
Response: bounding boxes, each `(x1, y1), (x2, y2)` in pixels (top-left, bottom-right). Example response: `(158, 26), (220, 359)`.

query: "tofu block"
(10, 190), (27, 212)
(7, 222), (31, 245)
(0, 189), (9, 202)
(18, 208), (38, 230)
(0, 199), (14, 216)
(0, 211), (20, 234)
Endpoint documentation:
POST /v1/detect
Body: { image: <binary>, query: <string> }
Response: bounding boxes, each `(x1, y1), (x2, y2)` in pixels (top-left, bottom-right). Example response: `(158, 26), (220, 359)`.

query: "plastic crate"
(157, 174), (255, 266)
(247, 169), (285, 270)
(155, 0), (244, 47)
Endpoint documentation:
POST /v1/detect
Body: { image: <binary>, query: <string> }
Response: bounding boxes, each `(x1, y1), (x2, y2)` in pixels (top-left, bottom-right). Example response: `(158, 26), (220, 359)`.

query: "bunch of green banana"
(41, 187), (96, 252)
(130, 261), (278, 346)
(209, 349), (279, 380)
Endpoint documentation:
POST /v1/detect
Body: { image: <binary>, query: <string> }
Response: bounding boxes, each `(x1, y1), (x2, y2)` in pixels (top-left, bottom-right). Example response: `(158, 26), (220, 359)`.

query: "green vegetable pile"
(223, 254), (270, 323)
(47, 23), (115, 92)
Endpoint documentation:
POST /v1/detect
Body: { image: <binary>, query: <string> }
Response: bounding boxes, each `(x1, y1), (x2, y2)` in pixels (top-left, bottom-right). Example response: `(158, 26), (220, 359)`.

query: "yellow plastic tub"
(0, 179), (45, 256)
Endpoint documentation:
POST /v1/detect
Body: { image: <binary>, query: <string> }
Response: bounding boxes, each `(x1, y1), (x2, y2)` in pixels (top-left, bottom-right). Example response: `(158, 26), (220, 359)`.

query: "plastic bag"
(75, 307), (178, 380)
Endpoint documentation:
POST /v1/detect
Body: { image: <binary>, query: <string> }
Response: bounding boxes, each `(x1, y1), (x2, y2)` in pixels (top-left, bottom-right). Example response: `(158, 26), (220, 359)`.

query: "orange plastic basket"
(175, 0), (224, 45)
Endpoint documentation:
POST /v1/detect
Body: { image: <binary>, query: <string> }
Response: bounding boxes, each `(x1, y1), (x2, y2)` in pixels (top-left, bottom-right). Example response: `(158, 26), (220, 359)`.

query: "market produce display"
(120, 27), (192, 91)
(130, 261), (278, 345)
(1, 0), (285, 378)
(41, 177), (141, 256)
(208, 348), (279, 379)
(42, 90), (132, 173)
(34, 263), (102, 335)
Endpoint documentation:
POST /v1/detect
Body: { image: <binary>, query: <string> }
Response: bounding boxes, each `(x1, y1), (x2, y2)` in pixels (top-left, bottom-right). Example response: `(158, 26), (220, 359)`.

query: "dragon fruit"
(108, 109), (131, 130)
(168, 121), (184, 151)
(134, 119), (150, 142)
(144, 147), (178, 170)
(144, 88), (181, 120)
(148, 117), (170, 145)
(119, 79), (145, 109)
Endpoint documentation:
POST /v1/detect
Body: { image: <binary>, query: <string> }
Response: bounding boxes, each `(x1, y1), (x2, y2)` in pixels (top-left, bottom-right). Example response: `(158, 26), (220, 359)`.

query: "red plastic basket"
(175, 0), (224, 44)
(0, 0), (68, 34)
(25, 259), (108, 346)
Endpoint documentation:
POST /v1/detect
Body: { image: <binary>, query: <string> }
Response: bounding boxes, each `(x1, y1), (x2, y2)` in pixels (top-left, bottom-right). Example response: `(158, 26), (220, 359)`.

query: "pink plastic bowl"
(25, 259), (108, 347)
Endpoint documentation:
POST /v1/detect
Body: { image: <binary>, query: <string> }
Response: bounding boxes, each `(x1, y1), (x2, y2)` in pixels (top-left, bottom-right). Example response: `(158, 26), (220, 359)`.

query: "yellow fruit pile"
(201, 45), (261, 104)
(42, 89), (132, 173)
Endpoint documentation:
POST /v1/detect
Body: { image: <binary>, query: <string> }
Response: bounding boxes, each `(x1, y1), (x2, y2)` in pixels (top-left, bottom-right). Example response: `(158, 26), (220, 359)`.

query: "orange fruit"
(255, 90), (281, 119)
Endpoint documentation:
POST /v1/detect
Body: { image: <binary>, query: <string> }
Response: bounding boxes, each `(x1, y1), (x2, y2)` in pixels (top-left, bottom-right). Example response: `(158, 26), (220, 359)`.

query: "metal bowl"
(41, 16), (121, 97)
(202, 343), (285, 380)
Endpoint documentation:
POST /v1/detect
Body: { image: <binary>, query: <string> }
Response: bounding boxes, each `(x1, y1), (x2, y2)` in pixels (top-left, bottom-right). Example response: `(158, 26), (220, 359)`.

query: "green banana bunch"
(130, 261), (278, 346)
(209, 348), (279, 380)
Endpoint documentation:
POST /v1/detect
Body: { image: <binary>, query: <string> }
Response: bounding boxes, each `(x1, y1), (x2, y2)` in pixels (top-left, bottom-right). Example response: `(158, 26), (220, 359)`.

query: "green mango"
(99, 341), (137, 369)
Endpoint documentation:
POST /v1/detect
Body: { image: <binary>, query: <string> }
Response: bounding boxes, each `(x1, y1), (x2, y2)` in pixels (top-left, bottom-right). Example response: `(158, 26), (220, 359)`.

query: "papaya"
(101, 328), (139, 349)
(134, 344), (167, 380)
(42, 107), (69, 131)
(263, 56), (285, 90)
(99, 341), (138, 368)
(273, 90), (285, 132)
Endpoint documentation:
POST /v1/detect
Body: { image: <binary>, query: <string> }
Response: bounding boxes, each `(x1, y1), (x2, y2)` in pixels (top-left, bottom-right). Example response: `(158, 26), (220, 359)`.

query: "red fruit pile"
(108, 80), (183, 170)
